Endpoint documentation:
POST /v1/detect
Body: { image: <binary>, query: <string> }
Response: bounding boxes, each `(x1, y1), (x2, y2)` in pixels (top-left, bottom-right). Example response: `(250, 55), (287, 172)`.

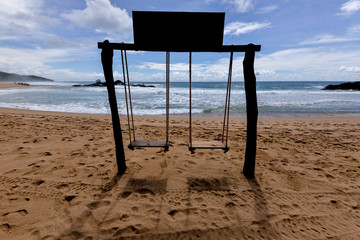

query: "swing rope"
(188, 51), (233, 150)
(121, 50), (134, 144)
(121, 49), (170, 149)
(222, 51), (233, 148)
(124, 50), (136, 142)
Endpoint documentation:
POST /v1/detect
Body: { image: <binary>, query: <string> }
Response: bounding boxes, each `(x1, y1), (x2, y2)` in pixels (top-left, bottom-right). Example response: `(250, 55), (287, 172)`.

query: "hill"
(0, 71), (54, 82)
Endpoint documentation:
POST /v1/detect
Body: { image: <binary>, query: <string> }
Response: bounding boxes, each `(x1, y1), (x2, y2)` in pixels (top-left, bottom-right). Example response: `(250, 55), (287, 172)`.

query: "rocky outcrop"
(73, 79), (155, 88)
(322, 81), (360, 90)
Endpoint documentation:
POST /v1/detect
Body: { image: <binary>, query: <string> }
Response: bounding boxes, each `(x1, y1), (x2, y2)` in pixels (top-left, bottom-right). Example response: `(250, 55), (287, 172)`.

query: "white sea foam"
(1, 81), (360, 116)
(0, 102), (110, 114)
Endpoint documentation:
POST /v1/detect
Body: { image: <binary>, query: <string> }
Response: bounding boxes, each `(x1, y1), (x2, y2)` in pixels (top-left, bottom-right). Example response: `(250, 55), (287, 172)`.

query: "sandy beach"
(0, 83), (46, 89)
(0, 107), (359, 239)
(0, 83), (31, 89)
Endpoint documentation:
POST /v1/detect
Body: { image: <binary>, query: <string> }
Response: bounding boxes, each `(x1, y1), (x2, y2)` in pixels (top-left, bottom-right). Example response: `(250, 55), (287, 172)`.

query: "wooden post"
(101, 40), (127, 174)
(243, 44), (258, 179)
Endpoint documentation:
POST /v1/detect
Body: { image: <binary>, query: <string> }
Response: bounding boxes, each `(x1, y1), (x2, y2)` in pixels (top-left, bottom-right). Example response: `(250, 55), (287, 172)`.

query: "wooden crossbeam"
(98, 42), (261, 53)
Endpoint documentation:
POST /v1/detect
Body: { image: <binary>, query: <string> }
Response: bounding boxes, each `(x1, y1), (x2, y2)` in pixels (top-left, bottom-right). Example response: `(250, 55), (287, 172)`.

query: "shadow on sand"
(245, 177), (282, 239)
(58, 173), (124, 239)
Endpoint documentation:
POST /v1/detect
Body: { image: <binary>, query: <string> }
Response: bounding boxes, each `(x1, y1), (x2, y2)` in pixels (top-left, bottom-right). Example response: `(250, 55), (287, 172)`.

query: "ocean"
(0, 81), (360, 117)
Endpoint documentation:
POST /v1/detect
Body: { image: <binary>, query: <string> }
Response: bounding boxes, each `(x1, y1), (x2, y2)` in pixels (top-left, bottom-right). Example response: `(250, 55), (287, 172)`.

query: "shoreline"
(0, 82), (49, 89)
(1, 106), (360, 120)
(0, 82), (33, 89)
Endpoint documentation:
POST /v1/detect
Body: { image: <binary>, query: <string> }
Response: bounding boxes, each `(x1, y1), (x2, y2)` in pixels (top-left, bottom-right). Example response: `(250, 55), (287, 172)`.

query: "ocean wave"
(0, 102), (110, 114)
(259, 98), (360, 107)
(0, 87), (58, 99)
(1, 81), (360, 116)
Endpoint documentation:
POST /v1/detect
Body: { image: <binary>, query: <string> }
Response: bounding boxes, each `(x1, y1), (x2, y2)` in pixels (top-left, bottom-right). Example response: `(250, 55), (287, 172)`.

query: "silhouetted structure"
(98, 11), (261, 178)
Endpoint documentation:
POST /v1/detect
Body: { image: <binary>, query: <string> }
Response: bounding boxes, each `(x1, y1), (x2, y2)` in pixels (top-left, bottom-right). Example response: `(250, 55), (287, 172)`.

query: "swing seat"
(189, 141), (229, 151)
(129, 140), (169, 149)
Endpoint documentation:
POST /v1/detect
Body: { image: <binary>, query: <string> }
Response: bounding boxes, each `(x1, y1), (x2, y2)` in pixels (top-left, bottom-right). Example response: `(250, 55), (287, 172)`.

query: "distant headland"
(0, 71), (54, 83)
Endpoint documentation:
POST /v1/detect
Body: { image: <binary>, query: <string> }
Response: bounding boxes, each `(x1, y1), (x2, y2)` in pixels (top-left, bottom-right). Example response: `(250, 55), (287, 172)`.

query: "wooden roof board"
(132, 11), (225, 51)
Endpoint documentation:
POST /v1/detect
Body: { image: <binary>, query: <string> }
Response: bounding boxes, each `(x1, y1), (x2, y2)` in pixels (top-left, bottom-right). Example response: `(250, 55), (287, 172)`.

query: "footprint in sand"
(118, 214), (129, 222)
(64, 195), (76, 202)
(185, 160), (196, 166)
(28, 160), (45, 167)
(3, 209), (28, 216)
(62, 168), (77, 178)
(4, 169), (17, 174)
(86, 200), (111, 210)
(0, 223), (11, 231)
(61, 137), (72, 142)
(43, 152), (52, 156)
(33, 179), (45, 186)
(131, 206), (139, 212)
(137, 188), (154, 195)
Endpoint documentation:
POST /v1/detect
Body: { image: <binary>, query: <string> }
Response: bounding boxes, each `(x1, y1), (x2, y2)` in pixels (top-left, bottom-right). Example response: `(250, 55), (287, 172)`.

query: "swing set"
(120, 49), (233, 152)
(98, 11), (261, 178)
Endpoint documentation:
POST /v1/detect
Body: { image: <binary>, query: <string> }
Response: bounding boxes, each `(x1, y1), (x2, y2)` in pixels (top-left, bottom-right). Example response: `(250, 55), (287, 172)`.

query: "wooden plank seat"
(129, 140), (169, 149)
(189, 141), (229, 152)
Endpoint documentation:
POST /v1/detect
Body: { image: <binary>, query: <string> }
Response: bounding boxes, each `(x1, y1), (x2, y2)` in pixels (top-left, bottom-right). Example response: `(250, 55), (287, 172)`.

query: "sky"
(0, 0), (360, 82)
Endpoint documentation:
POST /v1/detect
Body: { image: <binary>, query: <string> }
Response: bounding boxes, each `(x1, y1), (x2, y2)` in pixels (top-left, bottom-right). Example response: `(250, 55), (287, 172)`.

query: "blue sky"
(0, 0), (360, 82)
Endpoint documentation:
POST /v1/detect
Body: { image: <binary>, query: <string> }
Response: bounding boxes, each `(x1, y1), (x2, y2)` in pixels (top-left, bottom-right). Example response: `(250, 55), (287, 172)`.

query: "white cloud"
(0, 0), (60, 40)
(340, 0), (360, 15)
(257, 5), (278, 14)
(101, 46), (360, 82)
(45, 36), (81, 48)
(0, 0), (43, 30)
(255, 47), (360, 80)
(255, 69), (276, 77)
(225, 0), (253, 13)
(0, 46), (99, 81)
(300, 34), (360, 45)
(130, 54), (235, 82)
(224, 21), (271, 35)
(136, 62), (207, 72)
(339, 66), (360, 72)
(347, 24), (360, 34)
(207, 0), (253, 13)
(62, 0), (132, 39)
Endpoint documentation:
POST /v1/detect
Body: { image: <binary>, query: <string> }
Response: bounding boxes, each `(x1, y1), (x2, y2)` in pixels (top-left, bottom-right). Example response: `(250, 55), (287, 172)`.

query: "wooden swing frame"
(98, 11), (260, 178)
